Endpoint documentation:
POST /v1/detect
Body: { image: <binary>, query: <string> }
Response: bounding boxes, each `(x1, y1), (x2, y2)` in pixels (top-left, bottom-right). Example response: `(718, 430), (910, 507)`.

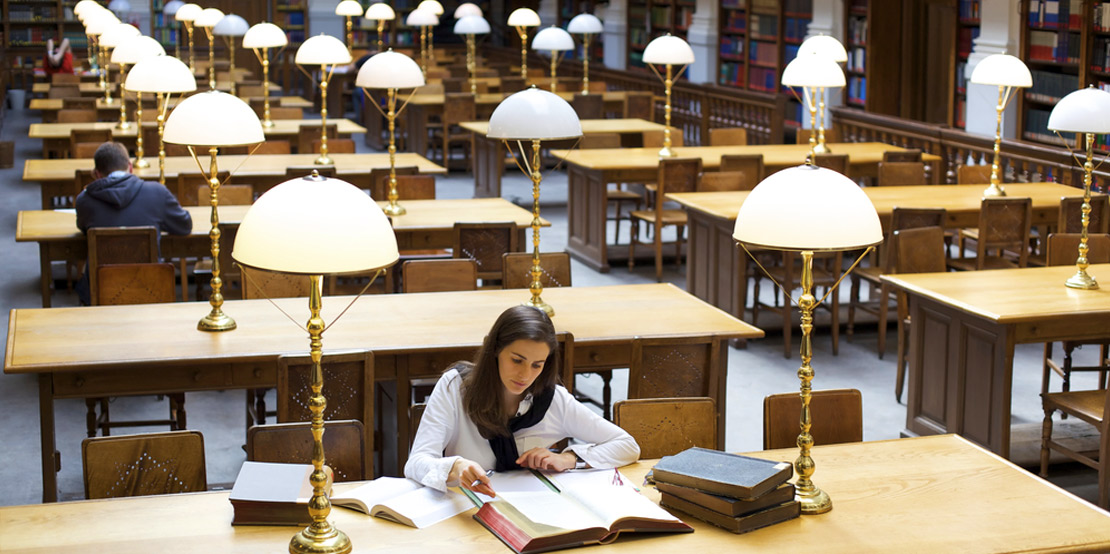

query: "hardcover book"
(331, 476), (473, 529)
(660, 493), (801, 535)
(655, 481), (795, 517)
(228, 462), (328, 526)
(651, 448), (792, 499)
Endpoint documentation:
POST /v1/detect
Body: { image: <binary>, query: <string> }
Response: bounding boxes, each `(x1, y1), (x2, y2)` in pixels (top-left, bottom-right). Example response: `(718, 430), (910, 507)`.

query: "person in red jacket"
(44, 37), (74, 76)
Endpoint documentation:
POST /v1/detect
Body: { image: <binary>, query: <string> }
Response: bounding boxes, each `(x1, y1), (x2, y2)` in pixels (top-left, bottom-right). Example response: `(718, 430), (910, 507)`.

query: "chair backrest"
(87, 226), (160, 306)
(285, 166), (338, 179)
(73, 142), (100, 158)
(1046, 233), (1110, 266)
(1059, 194), (1110, 234)
(718, 153), (764, 189)
(877, 161), (927, 186)
(268, 107), (304, 120)
(571, 93), (603, 119)
(178, 171), (230, 206)
(613, 397), (718, 458)
(48, 85), (81, 99)
(52, 73), (81, 85)
(63, 96), (97, 110)
(796, 127), (840, 145)
(394, 174), (436, 200)
(892, 226), (948, 274)
(957, 164), (992, 184)
(96, 263), (177, 305)
(627, 336), (721, 400)
(246, 420), (366, 482)
(254, 139), (292, 155)
(368, 166), (419, 199)
(58, 108), (97, 123)
(882, 149), (923, 163)
(623, 91), (654, 120)
(697, 170), (747, 192)
(240, 264), (314, 300)
(453, 222), (519, 281)
(313, 138), (356, 154)
(890, 206), (946, 231)
(501, 252), (572, 289)
(297, 123), (337, 154)
(443, 93), (477, 126)
(707, 127), (748, 146)
(69, 129), (113, 158)
(579, 133), (621, 149)
(402, 259), (477, 293)
(238, 84), (266, 99)
(195, 183), (253, 206)
(654, 157), (702, 209)
(762, 389), (863, 450)
(642, 127), (684, 147)
(75, 168), (97, 198)
(499, 76), (526, 93)
(442, 77), (466, 93)
(976, 196), (1033, 267)
(82, 430), (207, 499)
(812, 152), (849, 175)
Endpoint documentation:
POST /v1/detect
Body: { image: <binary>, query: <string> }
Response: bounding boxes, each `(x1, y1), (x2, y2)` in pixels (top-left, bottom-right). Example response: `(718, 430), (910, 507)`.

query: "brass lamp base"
(982, 183), (1006, 197)
(315, 155), (333, 166)
(812, 142), (831, 154)
(116, 121), (131, 130)
(289, 526), (351, 554)
(658, 145), (677, 158)
(197, 309), (237, 332)
(262, 119), (276, 128)
(382, 202), (406, 216)
(1066, 270), (1099, 290)
(796, 484), (832, 515)
(134, 158), (150, 169)
(523, 298), (554, 317)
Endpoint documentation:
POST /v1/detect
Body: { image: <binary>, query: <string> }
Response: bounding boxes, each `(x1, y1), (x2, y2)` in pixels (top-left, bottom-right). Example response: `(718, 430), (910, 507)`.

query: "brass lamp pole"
(418, 0), (444, 64)
(357, 50), (425, 215)
(296, 34), (354, 166)
(194, 8), (224, 90)
(797, 35), (848, 154)
(335, 0), (363, 54)
(643, 35), (694, 159)
(508, 8), (540, 80)
(782, 52), (845, 160)
(124, 55), (197, 186)
(214, 15), (249, 97)
(174, 3), (201, 72)
(365, 3), (397, 52)
(116, 62), (131, 129)
(568, 14), (604, 95)
(969, 53), (1032, 197)
(532, 27), (573, 95)
(454, 15), (489, 95)
(244, 22), (289, 130)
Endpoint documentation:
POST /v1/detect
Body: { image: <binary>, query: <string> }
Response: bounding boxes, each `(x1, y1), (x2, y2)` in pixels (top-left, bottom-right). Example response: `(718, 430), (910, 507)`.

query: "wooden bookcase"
(351, 0), (418, 52)
(558, 0), (603, 62)
(149, 0), (176, 51)
(952, 0), (980, 129)
(2, 0), (86, 73)
(627, 0), (696, 68)
(272, 0), (309, 96)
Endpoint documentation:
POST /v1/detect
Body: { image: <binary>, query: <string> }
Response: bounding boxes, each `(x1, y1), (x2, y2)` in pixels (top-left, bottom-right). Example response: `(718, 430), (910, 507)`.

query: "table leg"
(39, 374), (58, 502)
(565, 165), (611, 273)
(38, 243), (53, 308)
(472, 134), (504, 198)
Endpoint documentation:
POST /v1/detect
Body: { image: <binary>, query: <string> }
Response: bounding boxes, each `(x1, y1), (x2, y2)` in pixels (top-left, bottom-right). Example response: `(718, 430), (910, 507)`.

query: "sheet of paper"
(332, 476), (422, 506)
(495, 491), (603, 531)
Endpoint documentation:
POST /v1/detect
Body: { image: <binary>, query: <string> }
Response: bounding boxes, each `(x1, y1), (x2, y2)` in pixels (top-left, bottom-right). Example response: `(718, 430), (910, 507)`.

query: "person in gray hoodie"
(74, 141), (193, 304)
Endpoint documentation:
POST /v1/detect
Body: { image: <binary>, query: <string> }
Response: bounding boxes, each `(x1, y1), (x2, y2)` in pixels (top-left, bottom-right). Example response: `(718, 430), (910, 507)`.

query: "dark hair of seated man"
(93, 142), (132, 178)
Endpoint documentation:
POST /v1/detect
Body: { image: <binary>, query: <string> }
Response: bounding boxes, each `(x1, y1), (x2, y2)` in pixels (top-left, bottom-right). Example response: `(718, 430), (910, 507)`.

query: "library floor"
(0, 104), (1102, 508)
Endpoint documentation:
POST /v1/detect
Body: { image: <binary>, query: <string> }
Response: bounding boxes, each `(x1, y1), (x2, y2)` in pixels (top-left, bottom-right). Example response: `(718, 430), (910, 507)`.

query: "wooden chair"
(718, 153), (765, 189)
(68, 168), (97, 209)
(247, 420), (367, 482)
(268, 106), (304, 120)
(627, 336), (722, 404)
(48, 85), (81, 99)
(754, 249), (846, 358)
(580, 133), (643, 245)
(253, 139), (292, 155)
(796, 127), (840, 145)
(394, 174), (436, 200)
(52, 73), (81, 86)
(401, 259), (477, 293)
(72, 142), (100, 158)
(82, 430), (206, 499)
(297, 123), (337, 154)
(882, 149), (923, 163)
(949, 197), (1032, 271)
(891, 226), (949, 401)
(1059, 194), (1110, 234)
(69, 129), (112, 159)
(194, 183), (253, 206)
(642, 127), (685, 148)
(499, 76), (526, 93)
(97, 263), (177, 306)
(629, 157), (701, 282)
(285, 165), (337, 179)
(707, 127), (749, 146)
(277, 351), (375, 477)
(368, 166), (419, 199)
(57, 108), (97, 123)
(501, 252), (572, 289)
(453, 221), (518, 285)
(956, 164), (992, 184)
(877, 161), (927, 186)
(87, 226), (159, 307)
(1039, 378), (1110, 509)
(238, 84), (266, 99)
(697, 170), (746, 192)
(762, 389), (863, 450)
(313, 138), (355, 154)
(812, 152), (849, 175)
(623, 91), (654, 121)
(240, 264), (313, 300)
(613, 397), (718, 458)
(436, 93), (476, 170)
(571, 93), (603, 119)
(176, 171), (229, 207)
(63, 96), (97, 110)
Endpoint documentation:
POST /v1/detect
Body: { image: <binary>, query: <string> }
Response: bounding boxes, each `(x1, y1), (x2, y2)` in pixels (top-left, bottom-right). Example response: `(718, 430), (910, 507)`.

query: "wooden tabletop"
(24, 153), (446, 183)
(28, 118), (366, 140)
(551, 142), (941, 171)
(2, 435), (1106, 553)
(29, 95), (313, 112)
(32, 81), (281, 95)
(460, 118), (667, 136)
(409, 90), (632, 106)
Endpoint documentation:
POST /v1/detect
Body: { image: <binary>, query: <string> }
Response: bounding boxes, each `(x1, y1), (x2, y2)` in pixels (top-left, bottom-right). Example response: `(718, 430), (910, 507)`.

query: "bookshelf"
(352, 0), (419, 52)
(627, 0), (696, 68)
(1019, 0), (1087, 147)
(559, 0), (604, 62)
(844, 0), (866, 108)
(2, 0), (87, 73)
(953, 0), (981, 129)
(150, 0), (177, 52)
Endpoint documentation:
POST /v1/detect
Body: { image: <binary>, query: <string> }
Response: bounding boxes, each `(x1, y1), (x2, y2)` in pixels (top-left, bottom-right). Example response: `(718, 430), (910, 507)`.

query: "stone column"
(600, 0), (627, 70)
(966, 0), (1022, 138)
(685, 0), (718, 84)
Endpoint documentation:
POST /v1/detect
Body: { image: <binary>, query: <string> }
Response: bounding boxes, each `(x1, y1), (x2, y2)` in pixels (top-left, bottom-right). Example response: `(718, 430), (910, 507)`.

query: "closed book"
(652, 448), (792, 499)
(655, 481), (795, 517)
(228, 462), (331, 526)
(661, 494), (800, 534)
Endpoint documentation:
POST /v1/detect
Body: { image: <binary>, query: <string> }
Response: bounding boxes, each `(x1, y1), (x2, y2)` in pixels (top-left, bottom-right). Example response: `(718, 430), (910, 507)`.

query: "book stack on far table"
(652, 447), (801, 534)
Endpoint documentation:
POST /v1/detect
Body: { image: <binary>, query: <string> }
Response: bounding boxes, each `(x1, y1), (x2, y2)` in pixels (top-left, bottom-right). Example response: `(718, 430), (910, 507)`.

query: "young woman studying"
(404, 306), (640, 497)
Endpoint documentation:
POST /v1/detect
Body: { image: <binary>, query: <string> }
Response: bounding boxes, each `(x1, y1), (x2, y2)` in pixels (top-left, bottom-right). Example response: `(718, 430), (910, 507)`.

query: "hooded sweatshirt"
(76, 173), (192, 236)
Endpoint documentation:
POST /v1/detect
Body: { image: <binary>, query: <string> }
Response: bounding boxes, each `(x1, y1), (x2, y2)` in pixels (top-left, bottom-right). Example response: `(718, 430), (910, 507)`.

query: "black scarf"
(488, 387), (556, 472)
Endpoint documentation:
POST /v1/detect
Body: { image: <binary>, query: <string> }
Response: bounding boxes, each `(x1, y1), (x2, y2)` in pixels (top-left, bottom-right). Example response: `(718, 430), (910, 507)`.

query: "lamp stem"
(174, 21), (181, 60)
(377, 19), (385, 52)
(525, 139), (553, 316)
(186, 22), (195, 73)
(382, 88), (405, 216)
(134, 91), (149, 168)
(157, 92), (166, 185)
(1066, 132), (1099, 290)
(517, 26), (528, 80)
(197, 146), (236, 332)
(261, 48), (274, 128)
(288, 274), (352, 554)
(228, 39), (237, 97)
(581, 34), (591, 95)
(101, 45), (113, 104)
(116, 62), (130, 129)
(806, 86), (818, 159)
(345, 16), (353, 54)
(549, 52), (557, 94)
(985, 85), (1007, 197)
(420, 26), (428, 76)
(94, 36), (104, 89)
(87, 33), (96, 72)
(659, 63), (676, 158)
(815, 86), (830, 154)
(207, 30), (216, 90)
(316, 71), (332, 165)
(429, 26), (435, 64)
(794, 250), (831, 514)
(467, 35), (476, 95)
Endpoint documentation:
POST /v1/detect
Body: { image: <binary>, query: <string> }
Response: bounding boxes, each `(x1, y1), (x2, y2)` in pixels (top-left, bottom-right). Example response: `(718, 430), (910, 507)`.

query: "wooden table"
(29, 118), (366, 158)
(16, 198), (541, 308)
(32, 80), (280, 96)
(24, 152), (445, 210)
(882, 264), (1110, 459)
(29, 96), (313, 123)
(667, 183), (1085, 322)
(551, 143), (942, 272)
(461, 118), (670, 198)
(4, 435), (1108, 552)
(4, 283), (760, 502)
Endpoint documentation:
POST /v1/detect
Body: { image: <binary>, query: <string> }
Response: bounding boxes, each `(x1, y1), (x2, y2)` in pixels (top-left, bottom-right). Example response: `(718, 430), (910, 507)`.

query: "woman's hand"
(449, 458), (495, 497)
(516, 448), (577, 472)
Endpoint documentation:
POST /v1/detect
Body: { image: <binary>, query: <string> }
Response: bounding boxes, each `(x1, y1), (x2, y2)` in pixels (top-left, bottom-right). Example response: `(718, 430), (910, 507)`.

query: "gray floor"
(0, 102), (1102, 508)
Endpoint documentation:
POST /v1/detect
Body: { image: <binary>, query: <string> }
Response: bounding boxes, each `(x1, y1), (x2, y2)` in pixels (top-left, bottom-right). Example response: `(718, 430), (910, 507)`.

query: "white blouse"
(404, 369), (641, 492)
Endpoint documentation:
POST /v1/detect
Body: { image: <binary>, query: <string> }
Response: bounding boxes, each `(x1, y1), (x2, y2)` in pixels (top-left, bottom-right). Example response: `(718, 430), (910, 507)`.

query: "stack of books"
(652, 447), (801, 534)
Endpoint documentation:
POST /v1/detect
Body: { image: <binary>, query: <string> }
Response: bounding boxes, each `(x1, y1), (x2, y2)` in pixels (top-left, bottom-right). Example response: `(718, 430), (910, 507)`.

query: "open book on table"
(470, 469), (693, 554)
(331, 476), (473, 529)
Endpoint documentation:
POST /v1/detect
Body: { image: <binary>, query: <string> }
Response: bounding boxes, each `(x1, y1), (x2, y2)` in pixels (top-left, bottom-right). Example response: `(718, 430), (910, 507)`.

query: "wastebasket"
(7, 88), (26, 111)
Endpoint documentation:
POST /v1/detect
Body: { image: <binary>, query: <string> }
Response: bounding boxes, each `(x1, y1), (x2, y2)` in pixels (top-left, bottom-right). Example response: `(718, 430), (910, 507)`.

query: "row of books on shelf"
(783, 16), (811, 42)
(279, 11), (306, 25)
(1027, 0), (1083, 29)
(957, 26), (980, 58)
(722, 0), (744, 8)
(749, 66), (778, 92)
(721, 36), (744, 58)
(1092, 37), (1110, 71)
(958, 0), (981, 21)
(720, 61), (744, 86)
(847, 75), (867, 104)
(1096, 2), (1110, 31)
(7, 27), (48, 44)
(1028, 29), (1080, 64)
(153, 28), (178, 44)
(750, 14), (778, 38)
(651, 6), (674, 27)
(1028, 68), (1079, 102)
(956, 61), (967, 93)
(749, 41), (777, 65)
(847, 15), (867, 46)
(782, 0), (813, 14)
(955, 96), (966, 128)
(723, 9), (746, 33)
(751, 0), (778, 11)
(7, 5), (60, 22)
(784, 44), (800, 63)
(847, 47), (866, 73)
(629, 27), (649, 50)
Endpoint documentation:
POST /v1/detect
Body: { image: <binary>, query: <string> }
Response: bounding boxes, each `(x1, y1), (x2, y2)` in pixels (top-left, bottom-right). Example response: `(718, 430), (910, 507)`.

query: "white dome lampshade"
(213, 14), (249, 37)
(77, 4), (106, 22)
(1048, 87), (1110, 134)
(418, 0), (444, 15)
(356, 50), (425, 89)
(734, 165), (882, 251)
(74, 0), (102, 18)
(798, 35), (848, 63)
(508, 7), (540, 27)
(163, 90), (264, 146)
(642, 34), (695, 65)
(243, 22), (288, 49)
(364, 2), (396, 21)
(194, 7), (224, 28)
(531, 26), (574, 51)
(406, 9), (439, 26)
(295, 34), (353, 65)
(111, 36), (166, 65)
(84, 12), (121, 36)
(162, 0), (184, 16)
(174, 3), (201, 22)
(970, 54), (1033, 88)
(567, 13), (603, 34)
(336, 0), (364, 16)
(233, 175), (399, 275)
(453, 15), (490, 35)
(107, 0), (130, 15)
(454, 2), (482, 18)
(488, 87), (583, 141)
(125, 55), (198, 93)
(782, 53), (846, 88)
(97, 23), (141, 48)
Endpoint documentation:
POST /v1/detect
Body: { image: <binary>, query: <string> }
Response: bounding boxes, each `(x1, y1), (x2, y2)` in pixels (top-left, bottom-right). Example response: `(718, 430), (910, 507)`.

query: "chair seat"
(629, 209), (687, 226)
(854, 265), (882, 286)
(607, 189), (642, 201)
(1043, 389), (1107, 426)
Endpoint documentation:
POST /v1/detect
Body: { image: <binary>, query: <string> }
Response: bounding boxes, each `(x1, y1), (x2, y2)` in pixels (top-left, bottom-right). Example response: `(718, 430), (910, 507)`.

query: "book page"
(331, 477), (422, 513)
(377, 486), (474, 529)
(561, 483), (683, 529)
(493, 490), (606, 531)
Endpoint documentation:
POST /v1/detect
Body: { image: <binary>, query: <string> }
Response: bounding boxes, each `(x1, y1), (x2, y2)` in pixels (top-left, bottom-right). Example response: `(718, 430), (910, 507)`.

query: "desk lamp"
(406, 9), (439, 76)
(734, 163), (882, 515)
(508, 8), (540, 80)
(107, 0), (130, 17)
(296, 34), (353, 165)
(1048, 86), (1110, 290)
(782, 52), (845, 158)
(97, 22), (140, 113)
(243, 22), (288, 129)
(488, 87), (582, 315)
(163, 90), (264, 332)
(970, 53), (1032, 197)
(567, 13), (603, 95)
(125, 55), (197, 185)
(161, 0), (185, 58)
(797, 35), (848, 153)
(174, 3), (201, 72)
(112, 36), (166, 167)
(642, 34), (694, 158)
(531, 27), (574, 94)
(454, 2), (482, 18)
(335, 0), (364, 54)
(84, 11), (119, 97)
(74, 0), (104, 69)
(194, 8), (225, 90)
(418, 0), (444, 63)
(213, 14), (249, 96)
(364, 3), (396, 52)
(453, 15), (489, 94)
(356, 50), (426, 216)
(233, 172), (398, 554)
